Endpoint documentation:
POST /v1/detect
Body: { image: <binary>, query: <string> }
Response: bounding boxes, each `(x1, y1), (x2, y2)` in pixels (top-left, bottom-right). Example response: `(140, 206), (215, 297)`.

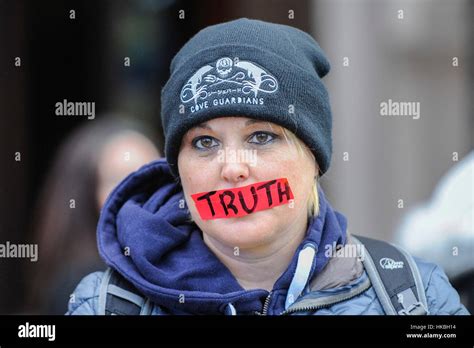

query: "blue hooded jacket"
(67, 159), (469, 315)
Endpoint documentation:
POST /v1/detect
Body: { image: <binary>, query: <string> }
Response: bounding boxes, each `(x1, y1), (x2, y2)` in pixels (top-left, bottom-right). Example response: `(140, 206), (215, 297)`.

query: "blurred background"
(0, 0), (472, 314)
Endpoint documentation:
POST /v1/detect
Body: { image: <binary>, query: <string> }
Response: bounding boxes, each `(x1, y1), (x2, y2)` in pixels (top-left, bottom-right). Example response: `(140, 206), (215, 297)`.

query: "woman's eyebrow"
(195, 123), (212, 130)
(245, 119), (279, 132)
(245, 119), (266, 126)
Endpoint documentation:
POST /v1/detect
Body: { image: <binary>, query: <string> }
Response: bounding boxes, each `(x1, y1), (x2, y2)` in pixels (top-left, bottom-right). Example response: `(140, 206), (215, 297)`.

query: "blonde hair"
(280, 127), (320, 218)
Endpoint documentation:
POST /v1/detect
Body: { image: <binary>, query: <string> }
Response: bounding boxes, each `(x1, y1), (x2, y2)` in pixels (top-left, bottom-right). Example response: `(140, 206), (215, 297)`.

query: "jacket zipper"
(279, 278), (371, 315)
(255, 291), (273, 316)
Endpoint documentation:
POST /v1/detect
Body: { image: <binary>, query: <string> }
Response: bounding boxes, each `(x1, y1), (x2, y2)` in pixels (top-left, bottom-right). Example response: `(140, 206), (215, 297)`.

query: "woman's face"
(178, 117), (316, 250)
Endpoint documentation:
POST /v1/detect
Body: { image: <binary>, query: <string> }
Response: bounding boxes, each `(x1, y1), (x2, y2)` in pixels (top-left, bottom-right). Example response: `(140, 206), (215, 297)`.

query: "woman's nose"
(220, 160), (250, 184)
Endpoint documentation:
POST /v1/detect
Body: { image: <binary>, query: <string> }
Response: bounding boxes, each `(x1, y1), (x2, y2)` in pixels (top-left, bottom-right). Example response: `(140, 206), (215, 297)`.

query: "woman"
(67, 18), (468, 315)
(26, 116), (159, 314)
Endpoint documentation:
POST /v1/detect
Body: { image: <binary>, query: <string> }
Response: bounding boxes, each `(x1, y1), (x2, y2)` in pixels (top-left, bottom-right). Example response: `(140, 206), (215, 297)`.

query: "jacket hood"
(97, 158), (348, 315)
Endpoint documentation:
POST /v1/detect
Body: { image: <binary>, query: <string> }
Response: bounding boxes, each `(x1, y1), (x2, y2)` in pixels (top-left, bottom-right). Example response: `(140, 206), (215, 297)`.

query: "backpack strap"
(352, 235), (429, 315)
(98, 268), (153, 315)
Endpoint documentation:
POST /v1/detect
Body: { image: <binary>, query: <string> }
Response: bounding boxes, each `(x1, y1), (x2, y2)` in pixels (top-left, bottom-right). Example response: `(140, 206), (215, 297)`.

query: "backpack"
(98, 235), (429, 315)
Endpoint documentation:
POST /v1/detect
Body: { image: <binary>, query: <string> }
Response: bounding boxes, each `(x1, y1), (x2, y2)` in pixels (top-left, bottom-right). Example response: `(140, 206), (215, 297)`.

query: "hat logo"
(180, 56), (279, 112)
(216, 57), (233, 78)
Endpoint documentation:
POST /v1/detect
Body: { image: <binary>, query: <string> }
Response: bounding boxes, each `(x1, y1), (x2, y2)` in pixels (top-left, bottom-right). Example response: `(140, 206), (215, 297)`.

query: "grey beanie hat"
(161, 18), (333, 177)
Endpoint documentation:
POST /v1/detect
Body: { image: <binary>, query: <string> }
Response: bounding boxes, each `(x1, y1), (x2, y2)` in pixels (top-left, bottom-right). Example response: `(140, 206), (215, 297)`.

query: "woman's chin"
(205, 213), (276, 248)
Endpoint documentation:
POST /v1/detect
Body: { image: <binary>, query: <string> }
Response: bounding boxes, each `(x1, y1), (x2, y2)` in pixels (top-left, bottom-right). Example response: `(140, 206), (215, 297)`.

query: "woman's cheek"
(275, 159), (312, 210)
(183, 157), (218, 196)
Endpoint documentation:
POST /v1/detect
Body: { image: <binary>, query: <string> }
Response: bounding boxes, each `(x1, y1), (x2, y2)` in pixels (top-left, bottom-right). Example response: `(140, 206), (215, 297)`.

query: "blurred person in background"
(25, 116), (160, 314)
(396, 151), (474, 313)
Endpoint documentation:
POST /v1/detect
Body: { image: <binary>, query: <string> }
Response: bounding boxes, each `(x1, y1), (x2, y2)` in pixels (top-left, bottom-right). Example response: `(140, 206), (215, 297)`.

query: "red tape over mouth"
(191, 178), (294, 220)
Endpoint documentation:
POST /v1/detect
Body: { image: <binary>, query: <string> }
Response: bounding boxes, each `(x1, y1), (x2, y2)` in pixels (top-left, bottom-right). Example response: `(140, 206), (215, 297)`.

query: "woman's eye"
(248, 132), (277, 145)
(192, 136), (219, 150)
